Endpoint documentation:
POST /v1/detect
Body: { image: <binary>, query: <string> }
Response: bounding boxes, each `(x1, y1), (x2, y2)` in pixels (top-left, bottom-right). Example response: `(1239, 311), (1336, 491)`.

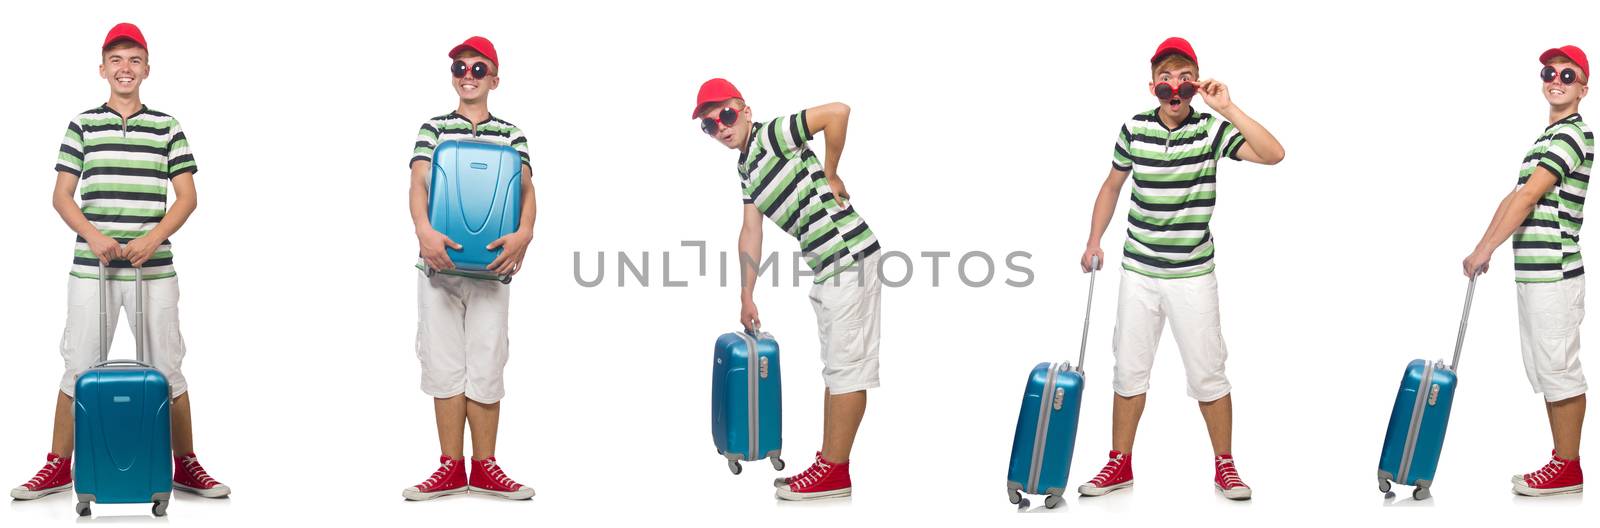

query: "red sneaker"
(1214, 454), (1252, 500)
(775, 456), (851, 501)
(1513, 452), (1583, 496)
(402, 456), (467, 501)
(10, 453), (71, 500)
(173, 452), (231, 498)
(469, 457), (534, 500)
(1078, 450), (1133, 496)
(774, 452), (822, 488)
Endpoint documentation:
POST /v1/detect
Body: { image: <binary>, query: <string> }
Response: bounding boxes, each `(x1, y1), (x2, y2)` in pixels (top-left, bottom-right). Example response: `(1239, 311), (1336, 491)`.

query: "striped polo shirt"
(1512, 113), (1593, 283)
(55, 105), (197, 281)
(1112, 109), (1245, 279)
(738, 111), (880, 283)
(411, 111), (532, 280)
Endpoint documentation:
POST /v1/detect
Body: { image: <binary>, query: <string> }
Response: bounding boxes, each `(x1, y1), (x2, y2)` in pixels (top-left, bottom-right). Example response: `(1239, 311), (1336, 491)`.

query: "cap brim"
(448, 44), (495, 67)
(102, 36), (146, 50)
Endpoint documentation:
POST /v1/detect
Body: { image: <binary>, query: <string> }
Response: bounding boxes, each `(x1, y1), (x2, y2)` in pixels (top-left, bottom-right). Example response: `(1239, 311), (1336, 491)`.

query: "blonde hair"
(1151, 53), (1197, 79)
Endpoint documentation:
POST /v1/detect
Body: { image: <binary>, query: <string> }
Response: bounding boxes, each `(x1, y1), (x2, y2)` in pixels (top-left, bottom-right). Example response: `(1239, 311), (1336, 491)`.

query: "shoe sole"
(173, 482), (231, 499)
(1215, 484), (1252, 500)
(469, 485), (535, 500)
(1512, 483), (1583, 497)
(10, 483), (72, 501)
(403, 486), (468, 501)
(775, 487), (852, 501)
(1078, 480), (1133, 497)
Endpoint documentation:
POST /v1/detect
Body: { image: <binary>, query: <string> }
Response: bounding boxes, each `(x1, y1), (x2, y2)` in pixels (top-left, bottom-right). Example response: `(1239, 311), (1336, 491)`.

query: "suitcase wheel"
(1377, 478), (1391, 494)
(76, 502), (91, 517)
(153, 499), (169, 517)
(1044, 494), (1063, 509)
(728, 459), (743, 475)
(771, 457), (785, 471)
(1412, 486), (1430, 501)
(1007, 488), (1022, 505)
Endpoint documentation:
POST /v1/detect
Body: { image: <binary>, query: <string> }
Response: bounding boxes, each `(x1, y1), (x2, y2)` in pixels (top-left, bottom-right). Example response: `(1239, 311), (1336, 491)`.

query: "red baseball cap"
(1151, 36), (1197, 66)
(1540, 45), (1589, 80)
(102, 22), (147, 51)
(692, 78), (744, 118)
(448, 36), (499, 69)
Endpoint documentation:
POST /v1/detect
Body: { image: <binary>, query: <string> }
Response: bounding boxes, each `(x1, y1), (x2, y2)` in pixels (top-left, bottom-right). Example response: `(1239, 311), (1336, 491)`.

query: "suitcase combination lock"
(759, 357), (769, 379)
(1052, 387), (1065, 411)
(1427, 384), (1441, 406)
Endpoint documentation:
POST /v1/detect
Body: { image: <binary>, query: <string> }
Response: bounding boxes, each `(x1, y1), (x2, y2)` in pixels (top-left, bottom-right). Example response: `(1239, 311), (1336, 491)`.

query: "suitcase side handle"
(97, 261), (148, 365)
(1073, 255), (1100, 372)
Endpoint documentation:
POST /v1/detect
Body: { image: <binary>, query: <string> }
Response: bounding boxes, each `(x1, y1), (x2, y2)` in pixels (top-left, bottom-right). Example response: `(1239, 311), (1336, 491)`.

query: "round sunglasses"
(700, 106), (744, 135)
(1154, 81), (1198, 100)
(1542, 65), (1582, 86)
(451, 60), (493, 79)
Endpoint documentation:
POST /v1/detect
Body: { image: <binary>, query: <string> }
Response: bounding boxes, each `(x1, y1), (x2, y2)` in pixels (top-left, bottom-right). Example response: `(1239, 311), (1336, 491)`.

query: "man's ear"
(489, 76), (500, 91)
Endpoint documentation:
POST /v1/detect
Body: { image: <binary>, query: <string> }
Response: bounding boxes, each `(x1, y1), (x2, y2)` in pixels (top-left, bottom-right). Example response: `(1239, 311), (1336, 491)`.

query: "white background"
(2, 0), (1598, 525)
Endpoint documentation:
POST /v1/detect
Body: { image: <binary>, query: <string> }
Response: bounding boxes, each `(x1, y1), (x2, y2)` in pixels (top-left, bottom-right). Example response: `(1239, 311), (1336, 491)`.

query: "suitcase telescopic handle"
(1074, 255), (1101, 371)
(97, 260), (148, 365)
(1450, 273), (1479, 372)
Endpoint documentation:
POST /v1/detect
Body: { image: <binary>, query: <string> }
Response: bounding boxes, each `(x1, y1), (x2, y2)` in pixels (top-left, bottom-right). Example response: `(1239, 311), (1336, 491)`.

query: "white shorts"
(59, 276), (188, 398)
(1112, 269), (1231, 401)
(416, 271), (512, 404)
(1517, 276), (1588, 402)
(808, 253), (883, 394)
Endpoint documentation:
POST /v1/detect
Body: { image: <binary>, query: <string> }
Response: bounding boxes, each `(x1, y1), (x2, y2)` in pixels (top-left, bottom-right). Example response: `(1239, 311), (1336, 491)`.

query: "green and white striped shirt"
(738, 111), (880, 283)
(1112, 109), (1244, 279)
(56, 105), (197, 281)
(411, 112), (531, 280)
(1513, 113), (1593, 283)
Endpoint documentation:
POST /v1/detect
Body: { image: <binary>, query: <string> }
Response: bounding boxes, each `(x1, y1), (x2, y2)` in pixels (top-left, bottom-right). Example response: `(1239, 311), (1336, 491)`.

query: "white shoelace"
(25, 458), (62, 488)
(419, 460), (455, 489)
(1216, 457), (1246, 489)
(793, 460), (834, 489)
(480, 459), (520, 489)
(1529, 459), (1566, 486)
(1090, 455), (1126, 486)
(181, 455), (218, 487)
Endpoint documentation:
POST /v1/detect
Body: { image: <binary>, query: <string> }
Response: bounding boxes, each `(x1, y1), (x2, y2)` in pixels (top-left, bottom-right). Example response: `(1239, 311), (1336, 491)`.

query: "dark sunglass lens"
(451, 61), (468, 78)
(719, 107), (739, 126)
(1178, 83), (1197, 98)
(472, 62), (490, 79)
(701, 118), (719, 135)
(1562, 69), (1577, 85)
(1155, 83), (1174, 99)
(1542, 66), (1558, 82)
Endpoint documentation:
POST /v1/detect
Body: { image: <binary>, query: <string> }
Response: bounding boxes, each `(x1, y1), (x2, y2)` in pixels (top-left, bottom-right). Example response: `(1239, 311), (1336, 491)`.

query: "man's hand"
(1198, 79), (1235, 114)
(124, 236), (163, 267)
(86, 233), (123, 264)
(740, 298), (761, 334)
(486, 230), (533, 276)
(1462, 250), (1491, 278)
(1081, 246), (1105, 273)
(826, 171), (850, 204)
(418, 227), (462, 271)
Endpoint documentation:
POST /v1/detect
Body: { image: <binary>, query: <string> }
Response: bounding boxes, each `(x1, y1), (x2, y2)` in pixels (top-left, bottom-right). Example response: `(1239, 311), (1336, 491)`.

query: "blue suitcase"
(1007, 256), (1098, 509)
(74, 266), (173, 517)
(426, 139), (523, 284)
(1377, 276), (1475, 501)
(712, 328), (785, 474)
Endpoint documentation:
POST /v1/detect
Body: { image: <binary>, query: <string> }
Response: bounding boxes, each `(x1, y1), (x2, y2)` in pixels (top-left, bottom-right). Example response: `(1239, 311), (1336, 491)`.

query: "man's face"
(452, 52), (498, 102)
(100, 43), (148, 97)
(1543, 59), (1588, 107)
(1150, 64), (1197, 121)
(698, 100), (750, 150)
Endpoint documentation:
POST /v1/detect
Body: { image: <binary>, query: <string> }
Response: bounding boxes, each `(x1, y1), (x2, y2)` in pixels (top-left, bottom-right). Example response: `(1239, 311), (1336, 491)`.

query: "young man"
(1076, 37), (1284, 501)
(693, 78), (882, 501)
(1462, 45), (1591, 497)
(11, 22), (230, 501)
(402, 36), (537, 502)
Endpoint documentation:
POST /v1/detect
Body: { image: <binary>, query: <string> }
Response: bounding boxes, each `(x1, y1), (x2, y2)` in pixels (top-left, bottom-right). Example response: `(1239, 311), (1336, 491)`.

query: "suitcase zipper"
(1026, 362), (1061, 495)
(1397, 360), (1435, 484)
